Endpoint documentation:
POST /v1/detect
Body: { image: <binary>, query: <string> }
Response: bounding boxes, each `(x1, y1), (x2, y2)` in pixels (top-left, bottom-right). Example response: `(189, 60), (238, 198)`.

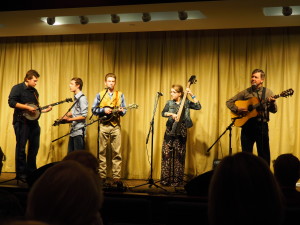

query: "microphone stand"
(51, 118), (103, 142)
(52, 89), (109, 150)
(52, 97), (78, 126)
(131, 93), (167, 191)
(89, 88), (109, 161)
(206, 117), (241, 156)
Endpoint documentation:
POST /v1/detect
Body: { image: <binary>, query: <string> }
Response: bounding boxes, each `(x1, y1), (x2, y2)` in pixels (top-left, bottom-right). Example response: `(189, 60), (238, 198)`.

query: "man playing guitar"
(61, 77), (88, 153)
(8, 69), (52, 181)
(226, 69), (277, 165)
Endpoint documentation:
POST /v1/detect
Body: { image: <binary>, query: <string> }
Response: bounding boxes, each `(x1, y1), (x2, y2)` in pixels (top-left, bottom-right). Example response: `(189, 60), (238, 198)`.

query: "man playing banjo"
(8, 69), (52, 181)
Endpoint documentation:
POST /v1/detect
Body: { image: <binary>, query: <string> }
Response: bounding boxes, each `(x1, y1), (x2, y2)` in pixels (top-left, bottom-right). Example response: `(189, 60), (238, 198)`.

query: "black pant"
(13, 121), (40, 177)
(241, 118), (270, 165)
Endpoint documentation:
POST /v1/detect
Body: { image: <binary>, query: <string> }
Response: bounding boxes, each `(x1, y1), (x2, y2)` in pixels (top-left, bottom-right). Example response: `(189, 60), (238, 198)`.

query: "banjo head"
(23, 103), (41, 120)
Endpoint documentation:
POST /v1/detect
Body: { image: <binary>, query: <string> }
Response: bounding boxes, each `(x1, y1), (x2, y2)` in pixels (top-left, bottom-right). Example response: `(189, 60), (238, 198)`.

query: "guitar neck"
(252, 94), (280, 110)
(40, 100), (68, 110)
(111, 105), (134, 111)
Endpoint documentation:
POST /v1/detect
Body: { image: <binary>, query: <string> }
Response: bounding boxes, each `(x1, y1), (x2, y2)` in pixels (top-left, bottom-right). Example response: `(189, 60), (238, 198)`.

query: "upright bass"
(170, 75), (197, 136)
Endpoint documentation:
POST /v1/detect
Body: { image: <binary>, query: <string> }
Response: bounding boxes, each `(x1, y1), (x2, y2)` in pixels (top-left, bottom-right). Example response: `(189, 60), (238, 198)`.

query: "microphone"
(251, 83), (257, 91)
(157, 92), (163, 96)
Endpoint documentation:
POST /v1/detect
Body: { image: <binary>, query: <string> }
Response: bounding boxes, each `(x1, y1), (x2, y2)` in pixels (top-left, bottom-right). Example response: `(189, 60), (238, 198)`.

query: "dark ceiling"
(1, 0), (300, 37)
(1, 0), (214, 11)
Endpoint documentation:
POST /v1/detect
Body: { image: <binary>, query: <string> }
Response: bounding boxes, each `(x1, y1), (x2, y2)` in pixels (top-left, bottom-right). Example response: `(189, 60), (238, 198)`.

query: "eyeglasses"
(170, 91), (178, 94)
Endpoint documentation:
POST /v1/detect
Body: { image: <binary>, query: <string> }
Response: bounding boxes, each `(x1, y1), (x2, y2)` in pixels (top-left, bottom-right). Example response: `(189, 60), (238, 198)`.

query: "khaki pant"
(99, 124), (122, 179)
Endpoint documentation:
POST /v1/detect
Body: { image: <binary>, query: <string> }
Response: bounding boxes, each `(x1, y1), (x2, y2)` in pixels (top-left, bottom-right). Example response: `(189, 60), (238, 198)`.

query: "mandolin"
(101, 103), (139, 122)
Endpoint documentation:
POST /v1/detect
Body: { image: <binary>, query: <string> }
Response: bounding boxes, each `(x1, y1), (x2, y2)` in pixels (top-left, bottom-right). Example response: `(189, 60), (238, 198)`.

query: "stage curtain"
(0, 27), (299, 179)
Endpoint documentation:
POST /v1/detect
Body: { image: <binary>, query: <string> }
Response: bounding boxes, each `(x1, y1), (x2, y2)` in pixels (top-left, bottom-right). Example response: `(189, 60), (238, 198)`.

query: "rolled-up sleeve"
(91, 93), (105, 116)
(8, 85), (20, 108)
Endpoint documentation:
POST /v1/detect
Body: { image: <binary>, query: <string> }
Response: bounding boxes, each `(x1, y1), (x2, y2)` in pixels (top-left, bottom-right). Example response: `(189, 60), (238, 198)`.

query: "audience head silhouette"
(273, 153), (300, 187)
(208, 152), (284, 225)
(63, 150), (99, 175)
(62, 150), (103, 206)
(0, 189), (24, 223)
(26, 160), (103, 225)
(5, 220), (49, 225)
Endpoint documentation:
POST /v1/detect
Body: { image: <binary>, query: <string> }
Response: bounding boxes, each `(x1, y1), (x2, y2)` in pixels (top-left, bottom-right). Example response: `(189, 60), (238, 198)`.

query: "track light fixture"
(142, 13), (151, 22)
(79, 16), (89, 25)
(111, 14), (120, 23)
(178, 11), (188, 20)
(47, 17), (55, 25)
(282, 6), (293, 16)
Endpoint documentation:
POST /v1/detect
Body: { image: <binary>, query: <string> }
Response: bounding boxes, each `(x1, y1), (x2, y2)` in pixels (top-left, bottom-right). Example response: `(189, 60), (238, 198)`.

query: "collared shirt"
(8, 82), (39, 124)
(226, 86), (277, 121)
(70, 91), (88, 137)
(91, 91), (127, 117)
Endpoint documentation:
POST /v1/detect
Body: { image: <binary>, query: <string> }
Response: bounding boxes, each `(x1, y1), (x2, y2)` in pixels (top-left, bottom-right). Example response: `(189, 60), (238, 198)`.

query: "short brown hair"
(252, 69), (265, 80)
(24, 70), (40, 82)
(105, 73), (116, 81)
(71, 77), (83, 90)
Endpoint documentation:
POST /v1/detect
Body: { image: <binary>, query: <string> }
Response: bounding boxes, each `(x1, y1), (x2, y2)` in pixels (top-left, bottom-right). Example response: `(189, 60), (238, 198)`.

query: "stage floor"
(0, 172), (192, 197)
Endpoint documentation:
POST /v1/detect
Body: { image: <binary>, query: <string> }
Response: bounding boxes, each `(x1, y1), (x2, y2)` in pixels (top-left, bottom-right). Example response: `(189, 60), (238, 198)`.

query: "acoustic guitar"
(231, 88), (294, 127)
(23, 98), (73, 120)
(170, 75), (197, 136)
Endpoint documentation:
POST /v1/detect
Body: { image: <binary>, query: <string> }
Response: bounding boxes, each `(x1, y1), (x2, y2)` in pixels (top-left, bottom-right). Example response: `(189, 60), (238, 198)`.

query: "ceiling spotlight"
(178, 11), (188, 20)
(111, 14), (120, 23)
(142, 13), (151, 22)
(282, 6), (293, 16)
(79, 16), (89, 25)
(47, 17), (55, 25)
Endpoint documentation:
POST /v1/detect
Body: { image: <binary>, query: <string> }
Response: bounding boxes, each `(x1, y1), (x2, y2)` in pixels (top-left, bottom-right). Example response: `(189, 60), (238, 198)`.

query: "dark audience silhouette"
(273, 153), (300, 225)
(0, 189), (24, 224)
(273, 153), (300, 207)
(26, 160), (103, 225)
(208, 152), (284, 225)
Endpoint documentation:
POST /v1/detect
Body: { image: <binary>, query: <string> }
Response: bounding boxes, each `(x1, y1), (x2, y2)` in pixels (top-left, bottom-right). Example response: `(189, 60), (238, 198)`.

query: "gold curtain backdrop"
(0, 28), (299, 179)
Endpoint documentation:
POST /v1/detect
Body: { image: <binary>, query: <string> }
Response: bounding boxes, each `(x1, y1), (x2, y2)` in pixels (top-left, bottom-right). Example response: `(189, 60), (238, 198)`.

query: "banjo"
(23, 98), (73, 120)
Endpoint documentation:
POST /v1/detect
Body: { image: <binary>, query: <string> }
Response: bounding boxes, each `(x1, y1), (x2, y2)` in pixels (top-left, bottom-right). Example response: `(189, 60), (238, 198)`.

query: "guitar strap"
(262, 87), (266, 101)
(56, 94), (84, 125)
(262, 87), (267, 119)
(114, 91), (119, 107)
(69, 94), (85, 133)
(33, 91), (40, 107)
(257, 87), (266, 119)
(69, 94), (85, 111)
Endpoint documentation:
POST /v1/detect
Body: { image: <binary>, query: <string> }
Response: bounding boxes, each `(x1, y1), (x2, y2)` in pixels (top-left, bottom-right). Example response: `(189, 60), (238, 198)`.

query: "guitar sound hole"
(248, 105), (253, 111)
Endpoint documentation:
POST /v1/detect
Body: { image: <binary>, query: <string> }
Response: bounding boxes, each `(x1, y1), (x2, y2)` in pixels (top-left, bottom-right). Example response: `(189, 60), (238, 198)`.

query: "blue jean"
(68, 135), (85, 153)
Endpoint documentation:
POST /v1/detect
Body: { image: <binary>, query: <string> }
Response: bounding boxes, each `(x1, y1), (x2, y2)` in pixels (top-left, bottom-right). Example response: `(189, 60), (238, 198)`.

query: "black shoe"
(113, 178), (123, 188)
(15, 174), (27, 182)
(102, 178), (112, 187)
